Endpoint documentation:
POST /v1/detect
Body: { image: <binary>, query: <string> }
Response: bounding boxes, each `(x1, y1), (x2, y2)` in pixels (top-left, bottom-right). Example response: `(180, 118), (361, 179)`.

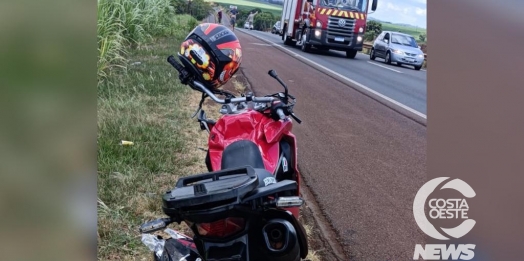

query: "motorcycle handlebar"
(167, 55), (185, 74)
(276, 108), (286, 120)
(167, 55), (276, 105)
(193, 81), (276, 104)
(168, 55), (301, 124)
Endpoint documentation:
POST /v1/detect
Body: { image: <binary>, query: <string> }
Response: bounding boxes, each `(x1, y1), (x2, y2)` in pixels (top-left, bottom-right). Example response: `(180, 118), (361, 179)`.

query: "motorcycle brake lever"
(290, 113), (302, 124)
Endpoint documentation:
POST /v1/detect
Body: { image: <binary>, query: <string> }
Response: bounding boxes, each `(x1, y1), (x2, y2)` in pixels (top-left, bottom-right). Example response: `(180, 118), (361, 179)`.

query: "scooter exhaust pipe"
(262, 219), (300, 261)
(269, 227), (283, 242)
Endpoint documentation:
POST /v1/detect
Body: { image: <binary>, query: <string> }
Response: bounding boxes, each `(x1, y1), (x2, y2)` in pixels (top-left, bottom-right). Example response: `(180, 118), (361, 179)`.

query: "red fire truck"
(280, 0), (377, 58)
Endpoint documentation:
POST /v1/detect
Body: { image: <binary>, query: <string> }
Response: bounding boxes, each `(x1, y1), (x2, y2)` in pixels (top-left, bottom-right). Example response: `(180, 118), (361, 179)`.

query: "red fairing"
(208, 109), (293, 173)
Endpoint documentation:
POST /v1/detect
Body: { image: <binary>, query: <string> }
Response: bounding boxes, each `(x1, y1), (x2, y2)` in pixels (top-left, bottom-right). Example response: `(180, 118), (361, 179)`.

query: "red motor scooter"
(139, 55), (308, 261)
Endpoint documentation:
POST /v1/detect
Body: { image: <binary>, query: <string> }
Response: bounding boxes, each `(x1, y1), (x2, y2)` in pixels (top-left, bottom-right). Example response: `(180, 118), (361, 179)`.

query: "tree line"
(229, 7), (280, 32)
(171, 0), (215, 21)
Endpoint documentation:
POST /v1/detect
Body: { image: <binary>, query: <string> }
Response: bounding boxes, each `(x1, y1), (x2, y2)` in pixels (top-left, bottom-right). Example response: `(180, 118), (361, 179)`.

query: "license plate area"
(335, 37), (344, 42)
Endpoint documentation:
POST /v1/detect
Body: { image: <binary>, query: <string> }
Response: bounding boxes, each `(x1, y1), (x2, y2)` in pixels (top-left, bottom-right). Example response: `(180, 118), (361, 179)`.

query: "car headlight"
(316, 21), (322, 28)
(418, 54), (424, 58)
(391, 49), (404, 55)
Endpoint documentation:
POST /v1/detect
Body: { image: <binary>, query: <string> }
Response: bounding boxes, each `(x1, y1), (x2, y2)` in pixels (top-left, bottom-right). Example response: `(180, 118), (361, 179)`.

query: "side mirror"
(371, 0), (378, 11)
(384, 39), (389, 44)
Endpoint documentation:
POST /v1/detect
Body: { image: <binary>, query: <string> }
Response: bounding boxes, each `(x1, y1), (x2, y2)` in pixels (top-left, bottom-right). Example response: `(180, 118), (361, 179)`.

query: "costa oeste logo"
(413, 177), (476, 260)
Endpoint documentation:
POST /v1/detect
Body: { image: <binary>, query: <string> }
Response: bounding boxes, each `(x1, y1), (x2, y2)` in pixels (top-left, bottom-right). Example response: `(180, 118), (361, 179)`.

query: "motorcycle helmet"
(178, 23), (242, 90)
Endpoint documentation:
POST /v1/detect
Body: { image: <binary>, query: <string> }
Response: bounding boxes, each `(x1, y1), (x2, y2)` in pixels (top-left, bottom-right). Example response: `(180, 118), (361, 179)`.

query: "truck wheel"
(369, 48), (376, 60)
(284, 36), (295, 46)
(385, 51), (392, 64)
(283, 34), (291, 45)
(282, 25), (293, 46)
(301, 28), (312, 53)
(346, 50), (357, 59)
(282, 29), (295, 46)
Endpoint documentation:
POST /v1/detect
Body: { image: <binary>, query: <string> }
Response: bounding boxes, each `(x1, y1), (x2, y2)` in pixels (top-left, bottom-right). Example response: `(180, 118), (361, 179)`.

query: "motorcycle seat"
(221, 140), (265, 170)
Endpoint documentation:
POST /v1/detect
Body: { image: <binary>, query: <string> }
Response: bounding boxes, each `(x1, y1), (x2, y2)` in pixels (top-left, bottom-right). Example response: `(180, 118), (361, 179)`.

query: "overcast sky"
(367, 0), (427, 28)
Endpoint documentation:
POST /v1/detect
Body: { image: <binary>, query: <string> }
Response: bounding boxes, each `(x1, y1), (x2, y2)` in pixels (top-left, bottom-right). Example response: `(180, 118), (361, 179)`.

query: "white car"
(244, 21), (253, 30)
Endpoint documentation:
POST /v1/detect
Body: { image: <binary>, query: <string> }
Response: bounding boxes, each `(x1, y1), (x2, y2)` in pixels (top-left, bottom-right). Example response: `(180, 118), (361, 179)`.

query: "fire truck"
(279, 0), (377, 58)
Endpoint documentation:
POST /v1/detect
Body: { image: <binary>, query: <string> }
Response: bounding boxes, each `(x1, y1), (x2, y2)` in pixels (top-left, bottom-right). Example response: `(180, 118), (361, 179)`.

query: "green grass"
(97, 0), (198, 83)
(380, 22), (426, 40)
(97, 33), (213, 259)
(97, 1), (206, 258)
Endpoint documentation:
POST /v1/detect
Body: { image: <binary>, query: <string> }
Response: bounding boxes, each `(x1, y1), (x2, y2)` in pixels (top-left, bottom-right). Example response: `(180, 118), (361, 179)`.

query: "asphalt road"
(233, 30), (427, 261)
(235, 28), (427, 115)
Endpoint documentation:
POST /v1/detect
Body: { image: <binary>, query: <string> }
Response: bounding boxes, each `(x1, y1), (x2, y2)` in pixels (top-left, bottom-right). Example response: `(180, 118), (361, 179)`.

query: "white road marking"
(251, 43), (272, 46)
(367, 61), (403, 73)
(240, 29), (427, 120)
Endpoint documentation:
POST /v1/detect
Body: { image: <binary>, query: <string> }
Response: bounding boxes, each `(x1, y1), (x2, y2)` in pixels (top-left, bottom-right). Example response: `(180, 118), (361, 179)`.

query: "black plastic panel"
(163, 166), (259, 210)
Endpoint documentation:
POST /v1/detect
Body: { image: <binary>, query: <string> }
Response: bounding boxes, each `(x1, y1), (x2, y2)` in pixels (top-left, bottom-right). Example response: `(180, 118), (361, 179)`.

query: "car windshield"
(318, 0), (369, 13)
(391, 34), (418, 48)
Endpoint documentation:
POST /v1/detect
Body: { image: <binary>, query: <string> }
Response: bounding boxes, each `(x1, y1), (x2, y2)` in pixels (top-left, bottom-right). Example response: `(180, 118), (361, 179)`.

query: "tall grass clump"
(97, 0), (198, 82)
(97, 22), (205, 261)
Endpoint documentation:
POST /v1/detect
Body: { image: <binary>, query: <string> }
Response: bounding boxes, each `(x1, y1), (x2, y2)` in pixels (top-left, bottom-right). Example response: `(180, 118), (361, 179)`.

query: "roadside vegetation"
(232, 6), (281, 31)
(97, 0), (213, 259)
(211, 1), (281, 31)
(381, 22), (426, 40)
(208, 0), (282, 12)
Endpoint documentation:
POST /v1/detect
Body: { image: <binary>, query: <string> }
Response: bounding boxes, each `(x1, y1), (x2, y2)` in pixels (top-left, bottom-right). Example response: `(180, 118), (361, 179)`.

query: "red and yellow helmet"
(178, 23), (242, 90)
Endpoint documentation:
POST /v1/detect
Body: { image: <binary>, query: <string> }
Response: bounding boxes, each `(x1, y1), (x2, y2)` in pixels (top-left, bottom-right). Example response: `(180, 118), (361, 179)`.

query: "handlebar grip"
(167, 55), (185, 73)
(276, 108), (286, 120)
(291, 113), (302, 124)
(167, 55), (192, 85)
